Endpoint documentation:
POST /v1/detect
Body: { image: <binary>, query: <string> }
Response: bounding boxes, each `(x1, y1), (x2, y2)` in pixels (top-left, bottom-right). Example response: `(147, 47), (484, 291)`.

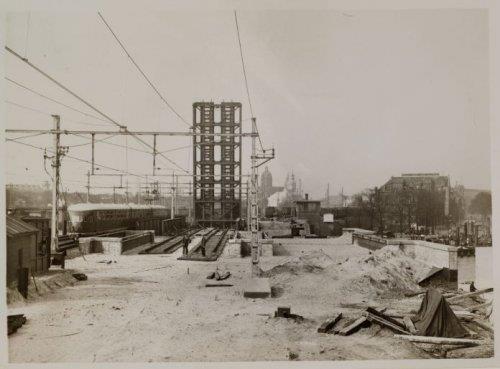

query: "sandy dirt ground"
(8, 234), (489, 362)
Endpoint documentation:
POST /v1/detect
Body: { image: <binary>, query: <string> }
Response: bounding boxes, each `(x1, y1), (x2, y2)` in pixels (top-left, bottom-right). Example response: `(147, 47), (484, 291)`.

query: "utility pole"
(175, 174), (179, 216)
(86, 170), (91, 202)
(188, 180), (192, 225)
(49, 115), (67, 253)
(250, 118), (260, 277)
(171, 172), (175, 219)
(246, 179), (251, 231)
(249, 118), (275, 277)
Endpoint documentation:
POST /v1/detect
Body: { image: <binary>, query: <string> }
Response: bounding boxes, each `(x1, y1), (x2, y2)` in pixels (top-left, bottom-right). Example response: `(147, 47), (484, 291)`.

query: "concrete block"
(243, 277), (271, 298)
(101, 239), (122, 255)
(260, 241), (274, 257)
(224, 242), (241, 257)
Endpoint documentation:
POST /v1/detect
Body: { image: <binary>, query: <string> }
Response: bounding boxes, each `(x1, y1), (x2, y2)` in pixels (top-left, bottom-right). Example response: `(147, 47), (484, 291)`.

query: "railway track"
(178, 228), (230, 261)
(139, 227), (203, 255)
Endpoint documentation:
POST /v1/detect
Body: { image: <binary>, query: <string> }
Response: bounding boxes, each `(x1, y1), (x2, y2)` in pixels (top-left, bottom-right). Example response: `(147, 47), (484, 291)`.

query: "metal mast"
(49, 115), (67, 253)
(250, 118), (260, 276)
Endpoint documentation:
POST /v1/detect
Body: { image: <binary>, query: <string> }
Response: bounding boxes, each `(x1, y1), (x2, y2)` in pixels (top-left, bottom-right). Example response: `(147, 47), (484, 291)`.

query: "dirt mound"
(263, 250), (334, 277)
(338, 246), (426, 298)
(8, 270), (79, 307)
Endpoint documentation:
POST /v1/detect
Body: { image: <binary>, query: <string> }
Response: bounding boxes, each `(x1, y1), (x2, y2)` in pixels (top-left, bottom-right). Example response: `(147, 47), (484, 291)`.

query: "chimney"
(305, 193), (309, 200)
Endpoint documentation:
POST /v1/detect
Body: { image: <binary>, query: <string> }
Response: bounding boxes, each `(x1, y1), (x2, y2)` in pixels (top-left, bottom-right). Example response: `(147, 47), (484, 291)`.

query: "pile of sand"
(337, 246), (426, 298)
(262, 250), (334, 277)
(263, 245), (425, 300)
(7, 270), (79, 307)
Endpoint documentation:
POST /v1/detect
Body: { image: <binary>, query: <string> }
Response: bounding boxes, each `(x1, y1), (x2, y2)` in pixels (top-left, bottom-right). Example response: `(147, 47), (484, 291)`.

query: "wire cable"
(5, 77), (112, 124)
(7, 139), (148, 179)
(5, 45), (189, 173)
(97, 12), (190, 127)
(5, 99), (110, 128)
(233, 11), (265, 151)
(7, 131), (48, 142)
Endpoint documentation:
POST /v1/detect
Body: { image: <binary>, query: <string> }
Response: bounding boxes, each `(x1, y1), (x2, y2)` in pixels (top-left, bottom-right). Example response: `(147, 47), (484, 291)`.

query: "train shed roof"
(67, 203), (167, 212)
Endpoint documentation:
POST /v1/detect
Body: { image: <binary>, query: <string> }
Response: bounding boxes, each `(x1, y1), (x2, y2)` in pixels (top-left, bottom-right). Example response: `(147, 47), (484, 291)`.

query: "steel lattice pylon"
(192, 102), (242, 227)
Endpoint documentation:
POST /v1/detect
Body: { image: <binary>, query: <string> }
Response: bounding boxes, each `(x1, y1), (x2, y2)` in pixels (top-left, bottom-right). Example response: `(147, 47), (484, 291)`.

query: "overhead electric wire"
(5, 45), (189, 173)
(65, 134), (118, 148)
(158, 144), (192, 154)
(6, 77), (112, 124)
(6, 99), (109, 128)
(97, 12), (190, 128)
(233, 11), (265, 152)
(7, 131), (48, 142)
(234, 11), (254, 118)
(7, 139), (149, 179)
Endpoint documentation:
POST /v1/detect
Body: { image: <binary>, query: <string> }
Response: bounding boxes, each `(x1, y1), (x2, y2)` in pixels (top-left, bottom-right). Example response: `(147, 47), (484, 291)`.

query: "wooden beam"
(403, 316), (418, 334)
(447, 288), (493, 303)
(362, 311), (411, 335)
(394, 334), (482, 346)
(469, 320), (493, 333)
(465, 301), (492, 312)
(338, 307), (386, 336)
(318, 313), (343, 333)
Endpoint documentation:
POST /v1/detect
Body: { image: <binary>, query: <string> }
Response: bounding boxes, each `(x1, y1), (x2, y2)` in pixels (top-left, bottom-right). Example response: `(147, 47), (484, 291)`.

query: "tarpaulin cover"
(412, 288), (467, 338)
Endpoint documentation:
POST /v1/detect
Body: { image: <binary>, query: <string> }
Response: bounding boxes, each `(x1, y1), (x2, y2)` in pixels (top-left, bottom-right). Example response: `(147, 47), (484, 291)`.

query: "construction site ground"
(8, 234), (493, 362)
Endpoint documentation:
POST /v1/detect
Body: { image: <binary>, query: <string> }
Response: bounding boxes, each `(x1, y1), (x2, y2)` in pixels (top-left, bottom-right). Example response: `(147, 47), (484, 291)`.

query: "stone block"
(243, 277), (271, 298)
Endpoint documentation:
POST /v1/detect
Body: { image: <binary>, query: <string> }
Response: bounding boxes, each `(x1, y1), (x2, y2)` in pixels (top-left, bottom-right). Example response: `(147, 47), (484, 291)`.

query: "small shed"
(6, 215), (41, 287)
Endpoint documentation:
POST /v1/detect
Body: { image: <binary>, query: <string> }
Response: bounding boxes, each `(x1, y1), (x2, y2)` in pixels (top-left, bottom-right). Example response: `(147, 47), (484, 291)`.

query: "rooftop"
(7, 215), (39, 238)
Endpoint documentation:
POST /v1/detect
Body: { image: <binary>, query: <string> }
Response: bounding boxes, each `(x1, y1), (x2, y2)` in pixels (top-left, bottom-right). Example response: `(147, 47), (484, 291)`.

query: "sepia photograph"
(1, 1), (498, 367)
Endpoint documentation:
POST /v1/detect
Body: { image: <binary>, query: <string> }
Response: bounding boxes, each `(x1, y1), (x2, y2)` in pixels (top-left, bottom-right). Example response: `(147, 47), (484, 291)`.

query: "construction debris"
(275, 306), (291, 318)
(466, 301), (492, 312)
(207, 269), (231, 281)
(8, 314), (27, 335)
(72, 273), (88, 281)
(403, 316), (418, 334)
(362, 308), (410, 335)
(317, 312), (342, 333)
(274, 306), (304, 322)
(412, 288), (468, 338)
(338, 316), (369, 336)
(338, 307), (387, 336)
(205, 283), (233, 287)
(469, 320), (493, 333)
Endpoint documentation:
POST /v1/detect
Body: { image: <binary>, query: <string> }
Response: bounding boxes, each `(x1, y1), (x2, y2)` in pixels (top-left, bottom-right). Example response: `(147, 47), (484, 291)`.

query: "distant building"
(258, 167), (284, 215)
(294, 194), (342, 236)
(379, 173), (451, 232)
(381, 173), (450, 193)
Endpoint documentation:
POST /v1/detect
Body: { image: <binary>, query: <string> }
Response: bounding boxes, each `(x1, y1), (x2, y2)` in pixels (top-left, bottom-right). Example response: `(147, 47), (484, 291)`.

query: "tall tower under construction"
(192, 102), (242, 227)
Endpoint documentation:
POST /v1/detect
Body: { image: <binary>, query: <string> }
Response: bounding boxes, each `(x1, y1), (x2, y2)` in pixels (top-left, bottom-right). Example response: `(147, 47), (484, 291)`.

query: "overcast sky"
(4, 9), (490, 199)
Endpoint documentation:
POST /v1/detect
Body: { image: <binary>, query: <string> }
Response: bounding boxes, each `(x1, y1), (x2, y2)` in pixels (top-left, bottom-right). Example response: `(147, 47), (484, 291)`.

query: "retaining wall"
(353, 232), (459, 270)
(79, 230), (155, 255)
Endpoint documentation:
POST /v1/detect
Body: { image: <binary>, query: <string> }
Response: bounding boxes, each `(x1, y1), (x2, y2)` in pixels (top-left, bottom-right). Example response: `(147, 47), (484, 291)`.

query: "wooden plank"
(338, 316), (368, 336)
(394, 334), (482, 346)
(365, 307), (406, 329)
(362, 312), (411, 335)
(205, 283), (233, 287)
(465, 301), (492, 312)
(447, 288), (493, 303)
(403, 316), (417, 334)
(318, 313), (343, 333)
(469, 320), (493, 333)
(338, 307), (386, 336)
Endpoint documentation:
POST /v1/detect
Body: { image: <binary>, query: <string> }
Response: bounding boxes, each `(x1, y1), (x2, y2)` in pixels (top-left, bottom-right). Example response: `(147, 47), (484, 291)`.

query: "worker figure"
(182, 235), (190, 256)
(200, 235), (206, 257)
